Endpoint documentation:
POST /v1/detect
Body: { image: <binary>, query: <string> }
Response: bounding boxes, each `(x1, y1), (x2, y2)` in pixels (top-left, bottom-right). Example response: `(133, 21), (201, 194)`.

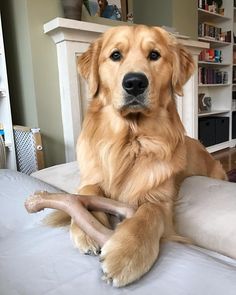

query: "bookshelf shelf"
(206, 141), (231, 153)
(198, 110), (230, 117)
(197, 1), (235, 151)
(198, 37), (231, 47)
(198, 8), (231, 22)
(198, 83), (230, 87)
(198, 61), (230, 66)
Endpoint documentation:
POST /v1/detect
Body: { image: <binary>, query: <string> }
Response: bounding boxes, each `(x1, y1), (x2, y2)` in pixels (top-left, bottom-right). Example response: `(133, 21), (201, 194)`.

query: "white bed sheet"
(0, 169), (236, 295)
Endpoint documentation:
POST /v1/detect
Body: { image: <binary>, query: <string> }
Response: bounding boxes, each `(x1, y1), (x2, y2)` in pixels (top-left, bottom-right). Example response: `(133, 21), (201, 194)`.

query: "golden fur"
(58, 25), (227, 287)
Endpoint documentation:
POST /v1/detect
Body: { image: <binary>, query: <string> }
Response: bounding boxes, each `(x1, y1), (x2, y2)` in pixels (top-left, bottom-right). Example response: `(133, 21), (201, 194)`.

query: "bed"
(1, 166), (236, 295)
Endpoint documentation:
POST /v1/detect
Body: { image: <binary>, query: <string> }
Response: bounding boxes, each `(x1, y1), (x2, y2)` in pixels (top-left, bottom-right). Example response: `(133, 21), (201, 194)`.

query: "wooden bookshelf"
(197, 1), (235, 151)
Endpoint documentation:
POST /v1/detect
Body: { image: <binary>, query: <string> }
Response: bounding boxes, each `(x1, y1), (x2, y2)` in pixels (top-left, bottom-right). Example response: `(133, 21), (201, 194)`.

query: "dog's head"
(78, 25), (194, 118)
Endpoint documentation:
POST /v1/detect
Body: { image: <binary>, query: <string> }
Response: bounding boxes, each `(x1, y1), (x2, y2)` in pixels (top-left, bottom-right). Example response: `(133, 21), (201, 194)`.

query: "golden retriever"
(68, 25), (227, 287)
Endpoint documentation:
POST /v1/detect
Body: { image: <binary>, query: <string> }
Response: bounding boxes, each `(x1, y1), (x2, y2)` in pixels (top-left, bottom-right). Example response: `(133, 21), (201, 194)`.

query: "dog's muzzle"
(122, 72), (149, 109)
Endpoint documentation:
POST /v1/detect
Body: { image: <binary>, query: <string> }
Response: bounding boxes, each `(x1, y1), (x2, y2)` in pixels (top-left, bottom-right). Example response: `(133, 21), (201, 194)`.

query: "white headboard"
(44, 17), (208, 163)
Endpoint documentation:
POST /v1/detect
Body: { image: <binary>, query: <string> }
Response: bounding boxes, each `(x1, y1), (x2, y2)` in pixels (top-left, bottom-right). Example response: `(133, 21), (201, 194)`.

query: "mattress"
(0, 169), (236, 295)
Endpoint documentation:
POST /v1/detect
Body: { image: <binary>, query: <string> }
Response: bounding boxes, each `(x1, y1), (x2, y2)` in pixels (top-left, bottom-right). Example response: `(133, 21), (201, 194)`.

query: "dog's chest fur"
(94, 118), (182, 204)
(99, 136), (173, 204)
(78, 106), (186, 205)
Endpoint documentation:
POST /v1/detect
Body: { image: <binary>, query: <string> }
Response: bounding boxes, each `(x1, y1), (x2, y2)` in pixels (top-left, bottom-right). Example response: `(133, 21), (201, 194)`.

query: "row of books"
(198, 0), (208, 9)
(198, 23), (231, 43)
(198, 67), (228, 84)
(199, 49), (222, 63)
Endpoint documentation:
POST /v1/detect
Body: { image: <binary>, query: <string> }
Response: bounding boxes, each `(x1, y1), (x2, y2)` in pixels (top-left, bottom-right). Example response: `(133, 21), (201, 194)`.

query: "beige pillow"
(175, 176), (236, 259)
(31, 161), (80, 193)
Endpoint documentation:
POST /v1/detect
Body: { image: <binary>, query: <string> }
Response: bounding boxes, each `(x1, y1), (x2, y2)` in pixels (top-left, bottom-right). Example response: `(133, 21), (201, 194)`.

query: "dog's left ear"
(78, 38), (102, 97)
(171, 43), (195, 96)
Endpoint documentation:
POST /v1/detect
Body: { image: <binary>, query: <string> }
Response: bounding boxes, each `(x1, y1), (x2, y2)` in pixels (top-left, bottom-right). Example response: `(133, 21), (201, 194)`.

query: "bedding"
(0, 169), (236, 294)
(32, 162), (236, 259)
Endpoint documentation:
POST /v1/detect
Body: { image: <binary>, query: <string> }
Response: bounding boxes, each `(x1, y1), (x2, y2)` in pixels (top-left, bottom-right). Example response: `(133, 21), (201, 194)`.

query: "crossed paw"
(71, 221), (159, 287)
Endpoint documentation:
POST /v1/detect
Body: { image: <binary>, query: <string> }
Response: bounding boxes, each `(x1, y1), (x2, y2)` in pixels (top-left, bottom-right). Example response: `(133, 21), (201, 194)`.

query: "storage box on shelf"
(199, 116), (229, 147)
(197, 0), (236, 153)
(232, 111), (236, 138)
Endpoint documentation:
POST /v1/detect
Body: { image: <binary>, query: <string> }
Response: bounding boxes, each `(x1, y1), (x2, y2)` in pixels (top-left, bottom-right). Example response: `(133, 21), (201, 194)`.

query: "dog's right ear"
(78, 38), (102, 97)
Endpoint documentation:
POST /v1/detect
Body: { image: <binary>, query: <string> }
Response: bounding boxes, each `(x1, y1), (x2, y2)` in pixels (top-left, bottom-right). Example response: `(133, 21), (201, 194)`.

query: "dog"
(61, 25), (227, 287)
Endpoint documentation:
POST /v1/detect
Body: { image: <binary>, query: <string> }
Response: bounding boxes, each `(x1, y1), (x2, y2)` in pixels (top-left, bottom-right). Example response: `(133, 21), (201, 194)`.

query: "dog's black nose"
(122, 73), (149, 97)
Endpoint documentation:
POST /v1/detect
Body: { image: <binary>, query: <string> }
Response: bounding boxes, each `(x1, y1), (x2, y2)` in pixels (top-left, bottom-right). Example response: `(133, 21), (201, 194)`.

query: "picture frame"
(82, 0), (133, 25)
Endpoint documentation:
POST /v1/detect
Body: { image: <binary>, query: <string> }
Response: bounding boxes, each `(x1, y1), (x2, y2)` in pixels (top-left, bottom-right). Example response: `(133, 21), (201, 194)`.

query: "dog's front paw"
(100, 222), (159, 287)
(70, 221), (100, 255)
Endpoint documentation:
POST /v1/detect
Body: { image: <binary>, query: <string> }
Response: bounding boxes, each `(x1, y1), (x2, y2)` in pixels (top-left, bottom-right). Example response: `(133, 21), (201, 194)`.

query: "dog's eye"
(110, 51), (122, 61)
(148, 50), (161, 61)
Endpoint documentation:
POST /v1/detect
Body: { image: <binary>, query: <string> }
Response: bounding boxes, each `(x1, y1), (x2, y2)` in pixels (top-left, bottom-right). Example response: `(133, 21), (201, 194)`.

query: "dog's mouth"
(119, 94), (150, 117)
(125, 98), (146, 108)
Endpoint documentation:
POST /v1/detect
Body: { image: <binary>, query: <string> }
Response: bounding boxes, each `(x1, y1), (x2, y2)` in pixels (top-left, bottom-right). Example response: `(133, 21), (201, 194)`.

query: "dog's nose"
(122, 73), (149, 97)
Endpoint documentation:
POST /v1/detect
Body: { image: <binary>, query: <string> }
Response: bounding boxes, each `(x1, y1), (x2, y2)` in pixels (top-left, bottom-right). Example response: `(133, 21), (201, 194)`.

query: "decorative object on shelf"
(121, 0), (133, 22)
(213, 0), (223, 10)
(232, 99), (236, 110)
(81, 0), (132, 24)
(97, 0), (122, 20)
(198, 93), (205, 112)
(0, 123), (4, 141)
(199, 48), (222, 62)
(127, 12), (133, 22)
(198, 93), (212, 112)
(208, 3), (217, 13)
(232, 92), (236, 110)
(84, 0), (122, 21)
(61, 0), (83, 20)
(198, 0), (224, 15)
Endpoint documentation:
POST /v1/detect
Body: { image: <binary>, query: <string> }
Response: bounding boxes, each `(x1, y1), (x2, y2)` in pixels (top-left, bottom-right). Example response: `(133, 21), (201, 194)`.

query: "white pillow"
(31, 161), (80, 193)
(175, 176), (236, 259)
